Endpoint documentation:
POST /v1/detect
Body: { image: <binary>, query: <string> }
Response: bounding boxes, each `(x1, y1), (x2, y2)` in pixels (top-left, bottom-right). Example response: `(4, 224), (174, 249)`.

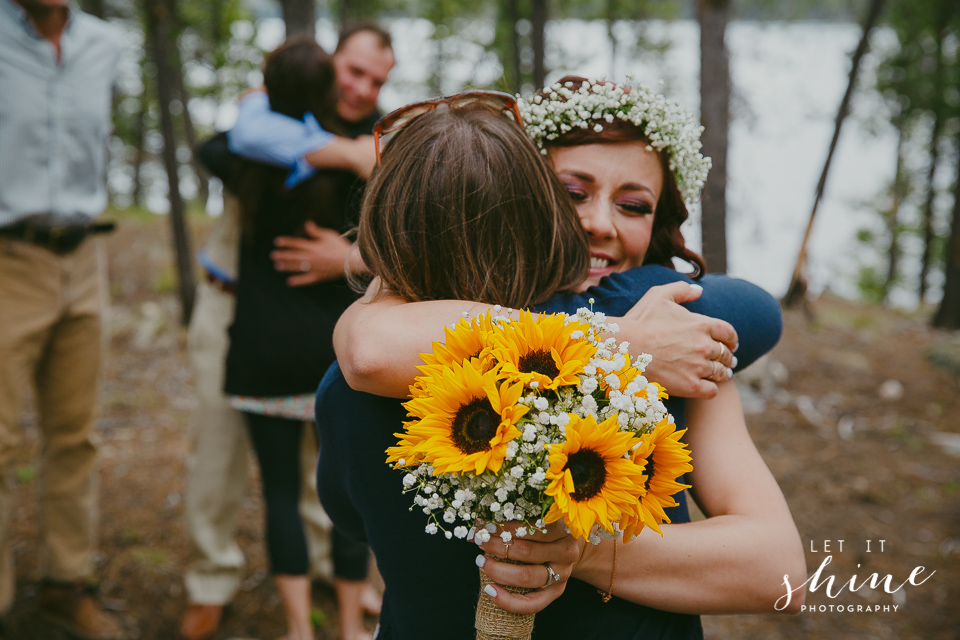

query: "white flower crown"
(518, 78), (712, 204)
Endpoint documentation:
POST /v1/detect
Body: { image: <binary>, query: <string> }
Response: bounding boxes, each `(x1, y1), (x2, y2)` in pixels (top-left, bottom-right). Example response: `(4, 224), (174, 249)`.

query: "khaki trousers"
(183, 279), (333, 606)
(0, 237), (106, 613)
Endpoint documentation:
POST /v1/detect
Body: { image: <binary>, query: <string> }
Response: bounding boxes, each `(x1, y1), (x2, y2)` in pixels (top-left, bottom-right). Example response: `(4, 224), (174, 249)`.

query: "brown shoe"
(38, 582), (124, 640)
(178, 603), (223, 640)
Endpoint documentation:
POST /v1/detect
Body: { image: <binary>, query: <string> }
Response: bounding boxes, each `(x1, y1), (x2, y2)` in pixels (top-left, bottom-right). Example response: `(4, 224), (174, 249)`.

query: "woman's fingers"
(481, 581), (566, 615)
(478, 532), (579, 566)
(708, 318), (739, 364)
(478, 552), (571, 615)
(477, 555), (564, 590)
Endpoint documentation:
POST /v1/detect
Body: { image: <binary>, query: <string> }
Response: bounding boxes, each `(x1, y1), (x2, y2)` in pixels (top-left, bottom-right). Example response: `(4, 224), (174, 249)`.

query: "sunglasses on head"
(372, 91), (524, 164)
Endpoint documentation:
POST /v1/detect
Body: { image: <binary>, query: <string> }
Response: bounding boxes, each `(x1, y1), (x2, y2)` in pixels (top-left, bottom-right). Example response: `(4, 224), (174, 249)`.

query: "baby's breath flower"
(518, 79), (711, 203)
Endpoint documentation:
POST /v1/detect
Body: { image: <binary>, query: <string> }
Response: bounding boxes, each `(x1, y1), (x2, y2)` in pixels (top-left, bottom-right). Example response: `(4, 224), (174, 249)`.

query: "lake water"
(197, 18), (948, 306)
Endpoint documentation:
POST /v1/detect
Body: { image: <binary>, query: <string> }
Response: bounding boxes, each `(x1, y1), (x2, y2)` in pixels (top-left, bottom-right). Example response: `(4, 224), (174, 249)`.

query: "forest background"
(5, 0), (958, 638)
(89, 0), (960, 329)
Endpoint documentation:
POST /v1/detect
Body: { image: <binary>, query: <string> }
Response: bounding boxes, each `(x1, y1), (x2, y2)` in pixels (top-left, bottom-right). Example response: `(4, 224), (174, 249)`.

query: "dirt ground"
(2, 214), (958, 639)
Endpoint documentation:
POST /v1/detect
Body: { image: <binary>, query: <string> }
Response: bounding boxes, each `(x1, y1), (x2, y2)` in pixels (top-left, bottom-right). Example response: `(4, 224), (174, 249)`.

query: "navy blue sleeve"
(691, 274), (783, 372)
(535, 265), (782, 372)
(315, 364), (369, 544)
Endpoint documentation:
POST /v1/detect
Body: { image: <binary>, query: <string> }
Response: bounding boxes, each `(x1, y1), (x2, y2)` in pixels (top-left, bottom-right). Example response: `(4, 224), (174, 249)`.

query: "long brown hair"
(237, 36), (346, 237)
(539, 76), (706, 277)
(357, 104), (589, 309)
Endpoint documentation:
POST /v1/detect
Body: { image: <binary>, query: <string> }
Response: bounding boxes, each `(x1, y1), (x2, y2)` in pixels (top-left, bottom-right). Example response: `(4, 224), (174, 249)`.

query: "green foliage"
(862, 0), (960, 305)
(857, 265), (887, 304)
(106, 0), (262, 211)
(735, 0), (861, 21)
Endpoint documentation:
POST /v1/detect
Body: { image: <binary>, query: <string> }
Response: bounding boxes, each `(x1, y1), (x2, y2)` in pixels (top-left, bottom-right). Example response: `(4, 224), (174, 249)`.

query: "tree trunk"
(171, 42), (209, 206)
(698, 0), (731, 274)
(606, 0), (617, 78)
(145, 0), (196, 324)
(281, 0), (316, 37)
(131, 84), (148, 209)
(508, 0), (522, 94)
(882, 122), (906, 304)
(918, 25), (946, 303)
(932, 129), (960, 329)
(531, 0), (546, 89)
(783, 0), (885, 306)
(430, 33), (444, 96)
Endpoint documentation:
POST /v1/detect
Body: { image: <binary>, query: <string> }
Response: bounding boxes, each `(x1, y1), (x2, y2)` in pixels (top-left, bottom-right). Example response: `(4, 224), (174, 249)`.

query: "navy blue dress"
(315, 266), (782, 639)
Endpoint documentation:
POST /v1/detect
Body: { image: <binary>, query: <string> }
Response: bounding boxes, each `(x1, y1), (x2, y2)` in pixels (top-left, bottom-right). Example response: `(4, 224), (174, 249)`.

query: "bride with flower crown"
(317, 76), (806, 639)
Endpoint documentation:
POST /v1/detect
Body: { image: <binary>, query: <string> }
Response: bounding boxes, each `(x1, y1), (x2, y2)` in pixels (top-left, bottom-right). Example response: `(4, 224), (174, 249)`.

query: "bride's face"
(549, 141), (663, 291)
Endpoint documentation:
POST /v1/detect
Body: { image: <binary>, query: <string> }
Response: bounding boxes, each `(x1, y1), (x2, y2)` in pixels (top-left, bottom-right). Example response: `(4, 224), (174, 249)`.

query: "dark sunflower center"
(451, 397), (500, 454)
(517, 349), (560, 379)
(642, 455), (654, 493)
(565, 448), (607, 501)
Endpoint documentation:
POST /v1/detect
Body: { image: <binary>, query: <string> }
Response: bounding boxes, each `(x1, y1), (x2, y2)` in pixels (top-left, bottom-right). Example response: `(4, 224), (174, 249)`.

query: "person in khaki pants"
(0, 0), (124, 637)
(182, 194), (336, 630)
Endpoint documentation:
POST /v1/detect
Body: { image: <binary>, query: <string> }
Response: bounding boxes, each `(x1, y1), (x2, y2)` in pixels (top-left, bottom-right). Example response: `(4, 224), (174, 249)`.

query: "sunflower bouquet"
(386, 306), (693, 639)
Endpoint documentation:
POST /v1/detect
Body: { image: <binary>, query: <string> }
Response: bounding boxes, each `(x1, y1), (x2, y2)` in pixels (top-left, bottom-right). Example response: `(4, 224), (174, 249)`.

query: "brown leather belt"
(0, 213), (116, 255)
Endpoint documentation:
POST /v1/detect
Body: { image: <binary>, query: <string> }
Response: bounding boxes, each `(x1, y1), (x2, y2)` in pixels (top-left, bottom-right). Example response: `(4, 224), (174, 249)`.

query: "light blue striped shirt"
(0, 0), (121, 226)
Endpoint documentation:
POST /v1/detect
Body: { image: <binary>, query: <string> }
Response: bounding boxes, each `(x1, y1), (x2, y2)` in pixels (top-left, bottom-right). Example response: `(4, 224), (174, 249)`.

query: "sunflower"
(621, 419), (693, 539)
(409, 313), (499, 398)
(493, 311), (597, 391)
(385, 418), (428, 468)
(398, 359), (527, 475)
(543, 413), (646, 539)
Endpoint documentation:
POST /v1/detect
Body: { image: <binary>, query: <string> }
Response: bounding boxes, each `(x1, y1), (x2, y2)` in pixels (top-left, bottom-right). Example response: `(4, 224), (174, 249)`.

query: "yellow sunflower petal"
(543, 413), (645, 539)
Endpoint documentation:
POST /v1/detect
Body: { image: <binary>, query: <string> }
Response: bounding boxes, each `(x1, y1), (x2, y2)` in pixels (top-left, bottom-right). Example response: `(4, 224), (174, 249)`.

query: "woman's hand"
(474, 521), (584, 614)
(271, 221), (355, 286)
(614, 282), (738, 399)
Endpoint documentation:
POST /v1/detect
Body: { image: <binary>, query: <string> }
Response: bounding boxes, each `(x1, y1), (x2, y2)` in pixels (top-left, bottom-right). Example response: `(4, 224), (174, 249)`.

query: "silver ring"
(300, 260), (311, 273)
(541, 563), (560, 589)
(711, 360), (720, 380)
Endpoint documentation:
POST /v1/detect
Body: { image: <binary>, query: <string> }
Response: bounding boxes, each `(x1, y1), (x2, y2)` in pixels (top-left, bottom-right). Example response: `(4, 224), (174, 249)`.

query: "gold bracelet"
(597, 538), (617, 603)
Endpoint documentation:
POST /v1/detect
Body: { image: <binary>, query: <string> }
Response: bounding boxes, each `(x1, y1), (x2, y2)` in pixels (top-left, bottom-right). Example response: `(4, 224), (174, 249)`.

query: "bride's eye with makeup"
(563, 184), (588, 202)
(617, 200), (653, 216)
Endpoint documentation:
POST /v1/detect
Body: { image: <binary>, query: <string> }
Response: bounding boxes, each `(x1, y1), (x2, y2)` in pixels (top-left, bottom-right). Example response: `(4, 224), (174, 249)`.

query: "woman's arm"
(478, 382), (807, 615)
(333, 288), (492, 397)
(334, 281), (737, 399)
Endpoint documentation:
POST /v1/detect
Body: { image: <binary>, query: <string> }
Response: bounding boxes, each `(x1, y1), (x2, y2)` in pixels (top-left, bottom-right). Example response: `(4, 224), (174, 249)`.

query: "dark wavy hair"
(237, 36), (347, 238)
(358, 104), (589, 308)
(537, 75), (706, 278)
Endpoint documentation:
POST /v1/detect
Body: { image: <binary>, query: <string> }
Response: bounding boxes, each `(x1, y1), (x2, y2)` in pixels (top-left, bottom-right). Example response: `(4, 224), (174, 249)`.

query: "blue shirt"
(0, 0), (121, 225)
(227, 92), (335, 188)
(315, 268), (782, 640)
